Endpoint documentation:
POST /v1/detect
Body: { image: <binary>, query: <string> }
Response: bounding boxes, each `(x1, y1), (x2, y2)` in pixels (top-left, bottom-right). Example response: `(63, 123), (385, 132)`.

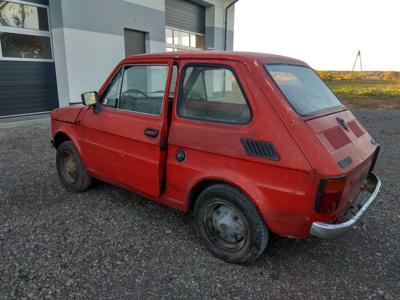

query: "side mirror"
(81, 91), (98, 106)
(81, 91), (100, 114)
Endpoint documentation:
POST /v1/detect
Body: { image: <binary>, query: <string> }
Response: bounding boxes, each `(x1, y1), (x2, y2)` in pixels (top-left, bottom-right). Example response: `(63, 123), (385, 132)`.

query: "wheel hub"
(211, 205), (245, 243)
(63, 153), (78, 182)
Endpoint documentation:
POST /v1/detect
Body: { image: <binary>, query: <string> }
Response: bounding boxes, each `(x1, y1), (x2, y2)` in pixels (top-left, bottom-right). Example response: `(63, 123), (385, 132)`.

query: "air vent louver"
(241, 138), (280, 161)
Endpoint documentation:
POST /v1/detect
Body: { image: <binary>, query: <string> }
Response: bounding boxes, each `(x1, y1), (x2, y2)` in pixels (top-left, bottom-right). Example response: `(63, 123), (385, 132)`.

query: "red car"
(51, 52), (381, 264)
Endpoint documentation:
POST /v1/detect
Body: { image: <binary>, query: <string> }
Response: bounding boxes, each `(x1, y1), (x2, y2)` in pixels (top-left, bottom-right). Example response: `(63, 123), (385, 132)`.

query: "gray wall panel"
(205, 26), (233, 50)
(166, 0), (205, 34)
(0, 61), (59, 116)
(49, 0), (63, 28)
(53, 0), (165, 42)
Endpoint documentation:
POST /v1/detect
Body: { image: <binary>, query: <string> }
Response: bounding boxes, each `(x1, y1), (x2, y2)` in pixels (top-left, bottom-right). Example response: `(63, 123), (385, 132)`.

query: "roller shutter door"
(0, 61), (59, 117)
(166, 0), (205, 34)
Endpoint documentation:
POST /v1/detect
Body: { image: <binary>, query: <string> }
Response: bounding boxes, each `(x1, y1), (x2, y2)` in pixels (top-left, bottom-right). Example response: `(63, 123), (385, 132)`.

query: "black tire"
(56, 141), (92, 192)
(193, 184), (269, 264)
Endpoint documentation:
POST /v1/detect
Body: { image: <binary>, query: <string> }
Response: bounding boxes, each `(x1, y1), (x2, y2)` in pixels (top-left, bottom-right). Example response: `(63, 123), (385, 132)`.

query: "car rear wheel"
(56, 141), (92, 192)
(194, 184), (269, 264)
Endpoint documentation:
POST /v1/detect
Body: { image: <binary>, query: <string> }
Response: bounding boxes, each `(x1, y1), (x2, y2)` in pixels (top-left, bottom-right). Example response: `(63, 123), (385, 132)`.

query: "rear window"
(265, 64), (343, 116)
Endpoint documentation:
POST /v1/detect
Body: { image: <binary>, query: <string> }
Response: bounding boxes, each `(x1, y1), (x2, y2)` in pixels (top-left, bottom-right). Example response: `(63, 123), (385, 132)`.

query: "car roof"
(123, 51), (309, 67)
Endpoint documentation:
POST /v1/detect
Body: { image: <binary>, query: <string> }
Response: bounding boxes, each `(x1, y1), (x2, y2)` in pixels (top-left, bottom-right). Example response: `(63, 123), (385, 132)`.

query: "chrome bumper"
(310, 172), (381, 239)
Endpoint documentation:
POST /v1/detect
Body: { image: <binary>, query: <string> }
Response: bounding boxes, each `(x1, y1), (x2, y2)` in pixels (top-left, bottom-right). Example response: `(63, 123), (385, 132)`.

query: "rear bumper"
(309, 172), (381, 239)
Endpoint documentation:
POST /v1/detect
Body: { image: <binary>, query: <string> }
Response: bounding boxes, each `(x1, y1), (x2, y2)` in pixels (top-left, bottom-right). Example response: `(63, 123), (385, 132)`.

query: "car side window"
(101, 69), (123, 108)
(178, 65), (251, 124)
(119, 65), (168, 115)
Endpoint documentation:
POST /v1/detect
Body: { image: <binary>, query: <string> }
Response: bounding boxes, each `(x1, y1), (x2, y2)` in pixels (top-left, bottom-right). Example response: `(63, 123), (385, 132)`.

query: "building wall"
(200, 0), (235, 51)
(50, 0), (235, 106)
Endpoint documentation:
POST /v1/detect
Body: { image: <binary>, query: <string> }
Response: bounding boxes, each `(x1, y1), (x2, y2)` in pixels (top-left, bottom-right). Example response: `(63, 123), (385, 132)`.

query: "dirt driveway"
(0, 109), (399, 299)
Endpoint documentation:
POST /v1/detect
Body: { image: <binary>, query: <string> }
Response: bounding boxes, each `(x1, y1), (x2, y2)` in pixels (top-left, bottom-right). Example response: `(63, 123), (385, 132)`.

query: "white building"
(0, 0), (237, 117)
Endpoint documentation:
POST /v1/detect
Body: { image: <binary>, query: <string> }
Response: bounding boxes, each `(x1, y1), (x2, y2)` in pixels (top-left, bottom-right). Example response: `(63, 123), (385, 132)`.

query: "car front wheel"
(194, 184), (269, 264)
(56, 141), (92, 192)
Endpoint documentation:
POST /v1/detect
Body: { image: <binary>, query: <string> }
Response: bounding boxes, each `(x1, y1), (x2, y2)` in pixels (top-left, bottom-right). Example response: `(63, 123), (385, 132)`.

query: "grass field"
(319, 72), (400, 109)
(324, 79), (400, 109)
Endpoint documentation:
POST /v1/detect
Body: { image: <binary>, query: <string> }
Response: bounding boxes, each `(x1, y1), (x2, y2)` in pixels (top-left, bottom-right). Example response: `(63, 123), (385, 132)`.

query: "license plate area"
(342, 172), (377, 219)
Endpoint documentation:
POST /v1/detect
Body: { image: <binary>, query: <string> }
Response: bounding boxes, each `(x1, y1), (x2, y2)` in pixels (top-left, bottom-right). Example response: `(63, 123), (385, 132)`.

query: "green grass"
(326, 80), (400, 100)
(324, 79), (400, 109)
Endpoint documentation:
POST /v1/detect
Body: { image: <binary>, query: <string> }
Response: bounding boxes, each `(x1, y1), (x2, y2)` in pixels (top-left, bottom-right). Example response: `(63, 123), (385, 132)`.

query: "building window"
(0, 32), (51, 59)
(165, 27), (204, 52)
(0, 0), (52, 61)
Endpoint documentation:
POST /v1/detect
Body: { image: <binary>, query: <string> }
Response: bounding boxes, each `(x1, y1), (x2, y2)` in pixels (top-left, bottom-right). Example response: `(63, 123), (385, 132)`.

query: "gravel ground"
(0, 109), (399, 299)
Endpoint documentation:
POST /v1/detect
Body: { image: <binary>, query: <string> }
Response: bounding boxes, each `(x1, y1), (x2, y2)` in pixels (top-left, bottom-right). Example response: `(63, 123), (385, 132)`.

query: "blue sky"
(234, 0), (399, 71)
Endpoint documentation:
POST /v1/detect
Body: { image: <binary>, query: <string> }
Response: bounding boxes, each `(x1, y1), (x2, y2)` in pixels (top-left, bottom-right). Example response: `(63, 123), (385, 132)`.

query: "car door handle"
(144, 128), (159, 138)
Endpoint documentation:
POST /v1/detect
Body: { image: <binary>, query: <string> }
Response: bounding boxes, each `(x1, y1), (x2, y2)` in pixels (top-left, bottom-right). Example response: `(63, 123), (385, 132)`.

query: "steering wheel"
(120, 89), (149, 110)
(121, 89), (149, 98)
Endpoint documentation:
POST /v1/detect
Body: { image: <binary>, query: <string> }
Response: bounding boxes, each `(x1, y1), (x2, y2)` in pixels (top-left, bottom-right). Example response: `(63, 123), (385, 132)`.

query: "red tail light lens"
(315, 177), (347, 214)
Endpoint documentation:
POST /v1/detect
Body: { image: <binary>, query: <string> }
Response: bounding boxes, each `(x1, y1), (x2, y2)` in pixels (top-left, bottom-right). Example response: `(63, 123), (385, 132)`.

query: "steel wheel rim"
(202, 199), (248, 252)
(61, 151), (78, 184)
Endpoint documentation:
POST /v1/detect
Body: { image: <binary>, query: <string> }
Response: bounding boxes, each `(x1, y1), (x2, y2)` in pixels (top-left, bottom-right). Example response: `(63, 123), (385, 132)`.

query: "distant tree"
(383, 71), (400, 80)
(317, 71), (333, 80)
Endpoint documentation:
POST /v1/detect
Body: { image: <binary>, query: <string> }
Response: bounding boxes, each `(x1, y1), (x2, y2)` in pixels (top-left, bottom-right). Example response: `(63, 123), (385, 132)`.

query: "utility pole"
(351, 50), (363, 79)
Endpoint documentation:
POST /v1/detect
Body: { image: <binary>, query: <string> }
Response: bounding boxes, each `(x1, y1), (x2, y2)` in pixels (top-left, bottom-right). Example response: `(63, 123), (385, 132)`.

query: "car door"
(82, 60), (174, 197)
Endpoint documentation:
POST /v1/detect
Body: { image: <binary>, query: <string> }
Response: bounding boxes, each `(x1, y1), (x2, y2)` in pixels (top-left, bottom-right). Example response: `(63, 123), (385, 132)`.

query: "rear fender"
(188, 173), (272, 225)
(187, 168), (316, 238)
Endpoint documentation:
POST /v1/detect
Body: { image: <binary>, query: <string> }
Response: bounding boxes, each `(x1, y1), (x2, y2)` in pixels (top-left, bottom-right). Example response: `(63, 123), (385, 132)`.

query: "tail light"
(314, 176), (347, 214)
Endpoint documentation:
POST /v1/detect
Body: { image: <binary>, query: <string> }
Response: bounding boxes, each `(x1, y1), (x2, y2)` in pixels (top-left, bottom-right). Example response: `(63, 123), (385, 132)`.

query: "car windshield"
(265, 64), (343, 116)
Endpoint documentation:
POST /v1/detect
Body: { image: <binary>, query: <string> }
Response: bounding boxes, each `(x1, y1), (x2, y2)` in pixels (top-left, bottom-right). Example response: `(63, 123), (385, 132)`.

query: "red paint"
(51, 104), (85, 123)
(51, 52), (378, 238)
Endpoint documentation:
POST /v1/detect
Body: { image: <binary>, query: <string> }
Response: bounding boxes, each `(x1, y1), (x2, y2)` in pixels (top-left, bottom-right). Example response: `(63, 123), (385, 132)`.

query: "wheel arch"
(53, 131), (71, 149)
(187, 176), (271, 225)
(52, 125), (83, 158)
(188, 179), (224, 211)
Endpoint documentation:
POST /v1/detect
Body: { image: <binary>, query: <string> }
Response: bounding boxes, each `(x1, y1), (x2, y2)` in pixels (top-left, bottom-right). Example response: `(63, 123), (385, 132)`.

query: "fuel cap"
(176, 150), (186, 162)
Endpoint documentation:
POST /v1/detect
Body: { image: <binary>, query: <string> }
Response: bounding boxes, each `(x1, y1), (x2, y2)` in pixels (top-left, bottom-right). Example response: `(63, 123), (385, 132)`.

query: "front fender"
(52, 119), (85, 158)
(51, 105), (85, 123)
